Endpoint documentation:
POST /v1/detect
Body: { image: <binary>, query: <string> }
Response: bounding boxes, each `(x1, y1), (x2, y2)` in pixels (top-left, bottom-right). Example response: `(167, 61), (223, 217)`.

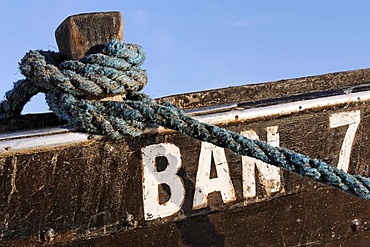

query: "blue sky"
(1, 1), (370, 114)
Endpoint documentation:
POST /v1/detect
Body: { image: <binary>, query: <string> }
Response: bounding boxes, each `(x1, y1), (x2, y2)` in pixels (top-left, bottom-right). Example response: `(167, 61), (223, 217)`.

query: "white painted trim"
(0, 132), (102, 154)
(196, 90), (370, 125)
(0, 127), (71, 141)
(1, 90), (370, 154)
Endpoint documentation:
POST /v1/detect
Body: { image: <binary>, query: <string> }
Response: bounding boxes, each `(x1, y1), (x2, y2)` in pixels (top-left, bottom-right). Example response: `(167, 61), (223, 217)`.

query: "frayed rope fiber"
(1, 40), (370, 200)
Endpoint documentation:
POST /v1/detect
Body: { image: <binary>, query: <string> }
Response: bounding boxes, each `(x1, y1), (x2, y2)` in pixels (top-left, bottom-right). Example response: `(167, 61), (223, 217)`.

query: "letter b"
(142, 143), (185, 220)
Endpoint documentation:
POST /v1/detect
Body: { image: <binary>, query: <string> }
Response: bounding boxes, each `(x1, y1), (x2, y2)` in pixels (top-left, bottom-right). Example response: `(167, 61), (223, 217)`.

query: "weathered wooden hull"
(1, 68), (370, 246)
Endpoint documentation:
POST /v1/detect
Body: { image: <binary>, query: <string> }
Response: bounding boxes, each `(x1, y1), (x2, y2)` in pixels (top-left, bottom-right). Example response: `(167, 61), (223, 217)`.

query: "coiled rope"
(1, 40), (370, 200)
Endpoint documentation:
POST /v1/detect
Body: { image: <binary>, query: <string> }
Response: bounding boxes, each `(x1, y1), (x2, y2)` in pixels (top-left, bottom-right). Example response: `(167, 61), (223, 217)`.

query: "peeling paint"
(0, 158), (5, 176)
(7, 157), (17, 203)
(51, 153), (58, 177)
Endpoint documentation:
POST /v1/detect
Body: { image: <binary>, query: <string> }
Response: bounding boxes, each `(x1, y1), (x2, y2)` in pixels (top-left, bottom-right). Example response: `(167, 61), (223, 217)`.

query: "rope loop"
(1, 40), (370, 200)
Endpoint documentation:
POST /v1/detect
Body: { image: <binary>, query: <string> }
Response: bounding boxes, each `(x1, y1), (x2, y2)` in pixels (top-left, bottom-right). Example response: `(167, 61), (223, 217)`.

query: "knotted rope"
(1, 40), (370, 200)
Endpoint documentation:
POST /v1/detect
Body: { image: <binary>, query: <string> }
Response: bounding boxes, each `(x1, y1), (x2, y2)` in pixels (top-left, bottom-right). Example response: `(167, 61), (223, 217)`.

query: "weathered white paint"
(0, 131), (102, 154)
(196, 90), (370, 126)
(329, 110), (361, 172)
(0, 127), (71, 141)
(241, 126), (281, 200)
(192, 142), (236, 210)
(141, 143), (185, 220)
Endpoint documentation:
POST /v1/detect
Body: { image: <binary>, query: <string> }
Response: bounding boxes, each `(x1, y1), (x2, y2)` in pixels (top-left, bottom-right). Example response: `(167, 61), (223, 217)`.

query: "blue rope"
(1, 40), (370, 200)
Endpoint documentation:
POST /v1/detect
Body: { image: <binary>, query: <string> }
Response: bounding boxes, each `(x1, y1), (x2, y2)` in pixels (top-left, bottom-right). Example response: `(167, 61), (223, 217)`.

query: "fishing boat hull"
(1, 68), (370, 246)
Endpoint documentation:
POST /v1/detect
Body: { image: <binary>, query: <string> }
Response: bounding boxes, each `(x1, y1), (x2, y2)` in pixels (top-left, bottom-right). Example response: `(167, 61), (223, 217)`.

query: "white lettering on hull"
(141, 111), (362, 220)
(241, 126), (282, 200)
(329, 110), (361, 172)
(193, 142), (236, 210)
(141, 143), (185, 220)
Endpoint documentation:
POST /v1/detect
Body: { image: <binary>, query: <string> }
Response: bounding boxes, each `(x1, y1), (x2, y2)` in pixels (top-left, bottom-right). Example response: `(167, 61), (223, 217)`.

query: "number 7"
(329, 110), (361, 172)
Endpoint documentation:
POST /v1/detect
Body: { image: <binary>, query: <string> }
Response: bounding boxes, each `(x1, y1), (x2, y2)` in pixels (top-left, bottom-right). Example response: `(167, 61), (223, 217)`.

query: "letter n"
(241, 126), (282, 200)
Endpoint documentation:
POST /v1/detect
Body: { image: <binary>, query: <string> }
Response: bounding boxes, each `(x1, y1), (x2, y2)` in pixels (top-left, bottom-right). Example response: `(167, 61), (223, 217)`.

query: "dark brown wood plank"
(2, 188), (369, 246)
(55, 12), (123, 59)
(0, 113), (65, 133)
(1, 99), (370, 245)
(68, 188), (370, 247)
(159, 67), (370, 109)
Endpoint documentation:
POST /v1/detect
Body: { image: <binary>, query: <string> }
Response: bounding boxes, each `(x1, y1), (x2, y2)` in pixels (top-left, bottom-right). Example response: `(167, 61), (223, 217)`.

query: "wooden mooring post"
(1, 12), (370, 246)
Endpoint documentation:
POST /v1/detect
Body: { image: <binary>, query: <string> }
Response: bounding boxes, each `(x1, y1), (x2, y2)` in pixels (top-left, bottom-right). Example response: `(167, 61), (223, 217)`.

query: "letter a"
(142, 143), (185, 220)
(193, 142), (236, 210)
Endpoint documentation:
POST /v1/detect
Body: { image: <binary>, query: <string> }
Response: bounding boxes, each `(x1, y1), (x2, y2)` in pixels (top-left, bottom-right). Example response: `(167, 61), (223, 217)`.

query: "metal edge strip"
(196, 90), (370, 125)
